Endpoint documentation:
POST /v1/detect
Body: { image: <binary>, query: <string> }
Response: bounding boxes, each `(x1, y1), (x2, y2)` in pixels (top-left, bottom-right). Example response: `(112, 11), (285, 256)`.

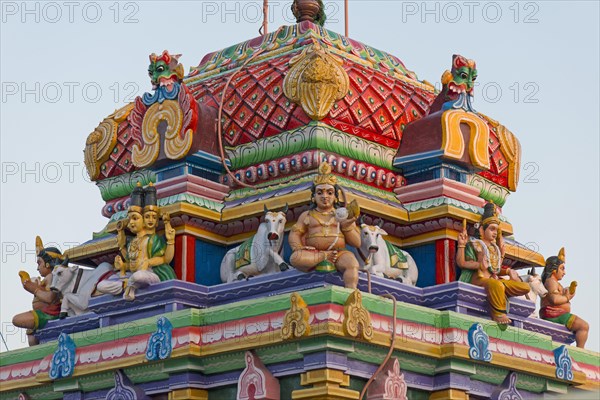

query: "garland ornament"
(281, 292), (311, 339)
(468, 323), (492, 362)
(283, 42), (349, 121)
(343, 289), (373, 341)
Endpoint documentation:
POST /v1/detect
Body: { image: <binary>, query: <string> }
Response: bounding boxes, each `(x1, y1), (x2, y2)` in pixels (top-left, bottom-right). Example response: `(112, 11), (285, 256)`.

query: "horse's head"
(359, 223), (387, 254)
(263, 204), (288, 241)
(50, 262), (78, 294)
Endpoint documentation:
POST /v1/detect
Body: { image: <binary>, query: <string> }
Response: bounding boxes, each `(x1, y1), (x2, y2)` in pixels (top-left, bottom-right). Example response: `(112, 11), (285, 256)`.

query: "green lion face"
(442, 54), (478, 96)
(451, 65), (478, 94)
(148, 60), (173, 89)
(148, 51), (184, 89)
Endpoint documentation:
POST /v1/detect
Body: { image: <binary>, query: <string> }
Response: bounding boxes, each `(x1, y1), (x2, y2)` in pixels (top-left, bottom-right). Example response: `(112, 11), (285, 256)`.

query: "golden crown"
(313, 162), (337, 187)
(558, 247), (565, 262)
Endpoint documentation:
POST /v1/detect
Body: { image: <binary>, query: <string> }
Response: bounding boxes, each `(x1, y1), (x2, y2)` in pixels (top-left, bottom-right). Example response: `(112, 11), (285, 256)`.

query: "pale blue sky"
(1, 1), (598, 352)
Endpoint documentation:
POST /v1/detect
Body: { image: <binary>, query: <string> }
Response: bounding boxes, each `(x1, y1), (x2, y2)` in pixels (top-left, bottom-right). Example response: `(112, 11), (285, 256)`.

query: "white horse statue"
(354, 221), (419, 286)
(220, 205), (289, 283)
(51, 261), (113, 318)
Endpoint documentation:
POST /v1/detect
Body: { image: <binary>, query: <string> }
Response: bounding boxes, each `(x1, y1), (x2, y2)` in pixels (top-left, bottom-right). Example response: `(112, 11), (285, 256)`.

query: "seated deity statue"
(12, 237), (63, 346)
(288, 162), (361, 289)
(456, 202), (530, 325)
(97, 183), (176, 301)
(540, 248), (589, 348)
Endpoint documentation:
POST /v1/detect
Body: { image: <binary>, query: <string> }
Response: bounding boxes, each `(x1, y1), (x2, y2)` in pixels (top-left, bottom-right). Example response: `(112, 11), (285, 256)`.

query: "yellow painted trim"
(293, 368), (359, 400)
(1, 377), (40, 392)
(441, 110), (490, 169)
(430, 388), (470, 400)
(343, 192), (408, 220)
(222, 192), (308, 221)
(292, 384), (360, 400)
(64, 236), (118, 259)
(578, 381), (600, 392)
(505, 242), (545, 267)
(169, 388), (209, 400)
(3, 320), (593, 393)
(301, 368), (351, 386)
(400, 229), (459, 247)
(439, 343), (586, 386)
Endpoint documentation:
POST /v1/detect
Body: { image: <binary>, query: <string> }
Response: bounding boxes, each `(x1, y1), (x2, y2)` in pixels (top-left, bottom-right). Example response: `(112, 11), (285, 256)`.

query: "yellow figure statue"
(98, 183), (176, 301)
(12, 237), (63, 346)
(540, 248), (589, 348)
(456, 202), (530, 325)
(288, 162), (361, 289)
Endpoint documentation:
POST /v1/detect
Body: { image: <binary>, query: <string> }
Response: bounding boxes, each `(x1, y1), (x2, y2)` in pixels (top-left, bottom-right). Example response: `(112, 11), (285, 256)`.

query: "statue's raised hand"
(339, 217), (357, 231)
(116, 218), (128, 251)
(163, 213), (175, 242)
(507, 268), (520, 281)
(457, 228), (468, 247)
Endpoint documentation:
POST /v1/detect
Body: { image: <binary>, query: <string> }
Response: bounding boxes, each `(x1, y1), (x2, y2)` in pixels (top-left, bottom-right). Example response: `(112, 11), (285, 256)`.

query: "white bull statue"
(51, 261), (113, 318)
(517, 267), (548, 318)
(220, 205), (289, 283)
(354, 222), (419, 286)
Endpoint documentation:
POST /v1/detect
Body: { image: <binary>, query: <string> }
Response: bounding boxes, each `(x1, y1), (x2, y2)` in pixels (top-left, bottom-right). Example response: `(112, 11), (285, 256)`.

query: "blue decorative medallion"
(468, 323), (492, 362)
(553, 345), (573, 381)
(49, 332), (76, 380)
(146, 316), (173, 361)
(491, 372), (523, 400)
(106, 370), (149, 400)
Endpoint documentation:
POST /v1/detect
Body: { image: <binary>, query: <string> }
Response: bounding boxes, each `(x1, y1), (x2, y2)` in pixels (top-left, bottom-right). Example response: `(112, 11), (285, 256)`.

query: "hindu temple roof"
(89, 21), (437, 184)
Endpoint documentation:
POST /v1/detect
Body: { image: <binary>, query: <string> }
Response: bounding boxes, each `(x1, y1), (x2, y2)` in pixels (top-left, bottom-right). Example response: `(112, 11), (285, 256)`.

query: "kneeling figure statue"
(540, 248), (589, 348)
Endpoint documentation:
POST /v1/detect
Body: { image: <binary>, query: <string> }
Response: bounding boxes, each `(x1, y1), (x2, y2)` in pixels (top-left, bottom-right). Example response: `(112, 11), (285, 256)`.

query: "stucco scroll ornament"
(146, 316), (173, 361)
(468, 323), (492, 362)
(343, 289), (374, 341)
(84, 103), (134, 181)
(131, 51), (198, 168)
(49, 332), (76, 380)
(281, 292), (311, 339)
(283, 42), (349, 121)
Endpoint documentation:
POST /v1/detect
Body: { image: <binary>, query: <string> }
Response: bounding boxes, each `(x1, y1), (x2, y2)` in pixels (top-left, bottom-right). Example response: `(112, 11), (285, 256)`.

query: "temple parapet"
(35, 272), (573, 347)
(4, 283), (597, 399)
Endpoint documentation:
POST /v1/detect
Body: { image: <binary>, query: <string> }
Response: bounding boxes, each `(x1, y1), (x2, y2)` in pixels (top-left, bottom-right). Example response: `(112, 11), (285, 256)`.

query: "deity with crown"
(96, 183), (177, 300)
(456, 202), (530, 324)
(288, 162), (361, 288)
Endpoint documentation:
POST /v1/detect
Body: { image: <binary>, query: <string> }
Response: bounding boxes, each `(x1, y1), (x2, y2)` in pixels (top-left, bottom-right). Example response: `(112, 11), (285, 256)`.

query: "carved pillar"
(168, 389), (208, 400)
(435, 238), (456, 284)
(292, 369), (359, 399)
(429, 389), (469, 400)
(174, 234), (196, 282)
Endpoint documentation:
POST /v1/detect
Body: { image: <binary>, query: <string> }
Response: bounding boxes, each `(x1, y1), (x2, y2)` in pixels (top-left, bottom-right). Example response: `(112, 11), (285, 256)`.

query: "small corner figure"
(288, 162), (361, 289)
(97, 183), (176, 301)
(456, 202), (530, 325)
(12, 237), (63, 346)
(541, 248), (589, 348)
